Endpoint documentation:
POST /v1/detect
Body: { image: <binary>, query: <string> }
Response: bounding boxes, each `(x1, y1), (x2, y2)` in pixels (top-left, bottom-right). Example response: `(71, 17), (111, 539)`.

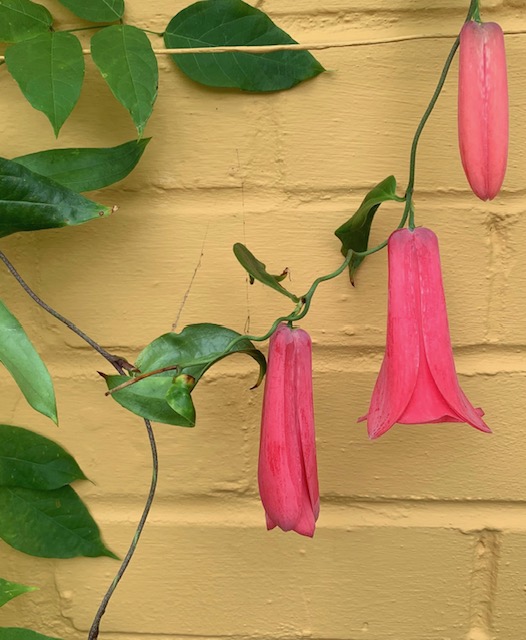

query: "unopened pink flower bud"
(258, 323), (319, 537)
(458, 20), (508, 201)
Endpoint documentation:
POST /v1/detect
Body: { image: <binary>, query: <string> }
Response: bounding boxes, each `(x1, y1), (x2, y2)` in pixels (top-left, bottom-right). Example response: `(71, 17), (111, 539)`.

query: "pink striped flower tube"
(458, 20), (508, 200)
(258, 323), (320, 537)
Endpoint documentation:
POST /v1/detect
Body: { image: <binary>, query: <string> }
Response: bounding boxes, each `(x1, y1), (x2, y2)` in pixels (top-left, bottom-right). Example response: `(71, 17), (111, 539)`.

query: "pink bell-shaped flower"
(258, 323), (320, 537)
(361, 227), (491, 439)
(458, 20), (508, 200)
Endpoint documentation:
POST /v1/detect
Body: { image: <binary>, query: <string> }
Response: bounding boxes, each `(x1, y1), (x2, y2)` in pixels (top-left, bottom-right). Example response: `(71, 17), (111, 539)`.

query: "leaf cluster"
(1, 0), (324, 136)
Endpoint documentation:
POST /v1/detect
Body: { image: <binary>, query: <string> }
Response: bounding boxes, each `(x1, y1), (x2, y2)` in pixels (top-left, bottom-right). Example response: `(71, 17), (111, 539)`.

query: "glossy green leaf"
(164, 0), (324, 91)
(91, 25), (158, 136)
(233, 243), (298, 302)
(5, 32), (84, 136)
(106, 375), (194, 427)
(13, 139), (151, 192)
(0, 425), (86, 490)
(165, 375), (196, 427)
(0, 578), (37, 607)
(0, 629), (61, 640)
(0, 157), (111, 237)
(335, 176), (402, 284)
(0, 485), (117, 559)
(0, 301), (57, 423)
(136, 323), (266, 385)
(56, 0), (123, 23)
(106, 323), (266, 426)
(0, 0), (52, 43)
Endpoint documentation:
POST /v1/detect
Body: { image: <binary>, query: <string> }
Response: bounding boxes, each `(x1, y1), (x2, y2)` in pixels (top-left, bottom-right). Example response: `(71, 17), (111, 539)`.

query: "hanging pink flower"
(258, 323), (319, 537)
(458, 20), (508, 200)
(360, 227), (491, 439)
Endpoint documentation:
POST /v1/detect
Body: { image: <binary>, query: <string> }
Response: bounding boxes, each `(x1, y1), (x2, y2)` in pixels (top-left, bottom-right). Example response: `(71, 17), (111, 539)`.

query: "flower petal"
(292, 327), (319, 526)
(258, 324), (303, 530)
(414, 228), (491, 432)
(364, 229), (421, 438)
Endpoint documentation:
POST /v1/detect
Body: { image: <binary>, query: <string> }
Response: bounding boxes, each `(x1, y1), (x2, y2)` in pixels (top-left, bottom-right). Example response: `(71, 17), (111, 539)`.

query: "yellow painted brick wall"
(1, 0), (526, 638)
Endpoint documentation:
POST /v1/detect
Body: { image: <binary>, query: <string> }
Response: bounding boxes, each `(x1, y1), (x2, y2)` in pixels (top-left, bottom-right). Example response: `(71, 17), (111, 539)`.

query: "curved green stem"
(110, 0), (485, 398)
(469, 0), (481, 22)
(403, 39), (460, 227)
(296, 251), (353, 319)
(402, 0), (479, 229)
(108, 254), (356, 394)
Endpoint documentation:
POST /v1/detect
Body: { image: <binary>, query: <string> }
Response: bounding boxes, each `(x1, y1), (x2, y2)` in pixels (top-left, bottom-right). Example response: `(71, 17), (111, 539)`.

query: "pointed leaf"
(0, 485), (117, 559)
(56, 0), (123, 23)
(106, 323), (266, 426)
(164, 0), (324, 92)
(233, 243), (298, 301)
(91, 25), (158, 136)
(5, 32), (84, 136)
(13, 139), (151, 192)
(0, 301), (57, 423)
(0, 0), (52, 43)
(165, 375), (196, 427)
(0, 157), (111, 238)
(0, 578), (37, 608)
(136, 323), (266, 385)
(106, 375), (194, 427)
(0, 425), (86, 490)
(0, 631), (60, 640)
(335, 176), (402, 283)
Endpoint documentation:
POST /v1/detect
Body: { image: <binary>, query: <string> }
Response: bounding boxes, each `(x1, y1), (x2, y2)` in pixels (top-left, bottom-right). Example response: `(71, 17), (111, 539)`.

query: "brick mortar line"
(80, 499), (526, 531)
(17, 348), (526, 379)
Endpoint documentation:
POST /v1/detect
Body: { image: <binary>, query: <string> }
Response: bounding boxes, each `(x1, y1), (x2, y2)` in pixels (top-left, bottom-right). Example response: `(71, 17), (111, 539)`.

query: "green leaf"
(0, 578), (37, 608)
(0, 485), (117, 559)
(0, 425), (86, 490)
(335, 176), (402, 284)
(13, 139), (151, 193)
(5, 32), (84, 136)
(56, 0), (123, 23)
(136, 323), (266, 385)
(0, 157), (112, 238)
(106, 323), (266, 426)
(164, 0), (324, 92)
(165, 375), (196, 427)
(0, 629), (61, 640)
(106, 374), (195, 427)
(91, 25), (158, 136)
(0, 0), (52, 43)
(233, 243), (298, 302)
(0, 301), (57, 423)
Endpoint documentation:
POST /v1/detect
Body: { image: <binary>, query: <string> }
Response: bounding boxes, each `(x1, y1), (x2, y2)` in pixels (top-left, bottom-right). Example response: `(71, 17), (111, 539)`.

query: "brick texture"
(1, 1), (524, 639)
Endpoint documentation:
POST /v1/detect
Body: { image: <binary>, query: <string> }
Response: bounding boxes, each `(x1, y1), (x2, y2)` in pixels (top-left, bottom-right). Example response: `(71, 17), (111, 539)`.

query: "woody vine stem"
(0, 0), (480, 637)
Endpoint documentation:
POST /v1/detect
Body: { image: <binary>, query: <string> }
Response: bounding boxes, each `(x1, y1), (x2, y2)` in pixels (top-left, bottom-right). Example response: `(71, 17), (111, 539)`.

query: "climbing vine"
(0, 0), (507, 637)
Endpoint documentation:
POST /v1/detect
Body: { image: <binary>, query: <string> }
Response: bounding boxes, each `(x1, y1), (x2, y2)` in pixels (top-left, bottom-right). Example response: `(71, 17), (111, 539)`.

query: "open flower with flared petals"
(360, 227), (491, 439)
(258, 323), (320, 537)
